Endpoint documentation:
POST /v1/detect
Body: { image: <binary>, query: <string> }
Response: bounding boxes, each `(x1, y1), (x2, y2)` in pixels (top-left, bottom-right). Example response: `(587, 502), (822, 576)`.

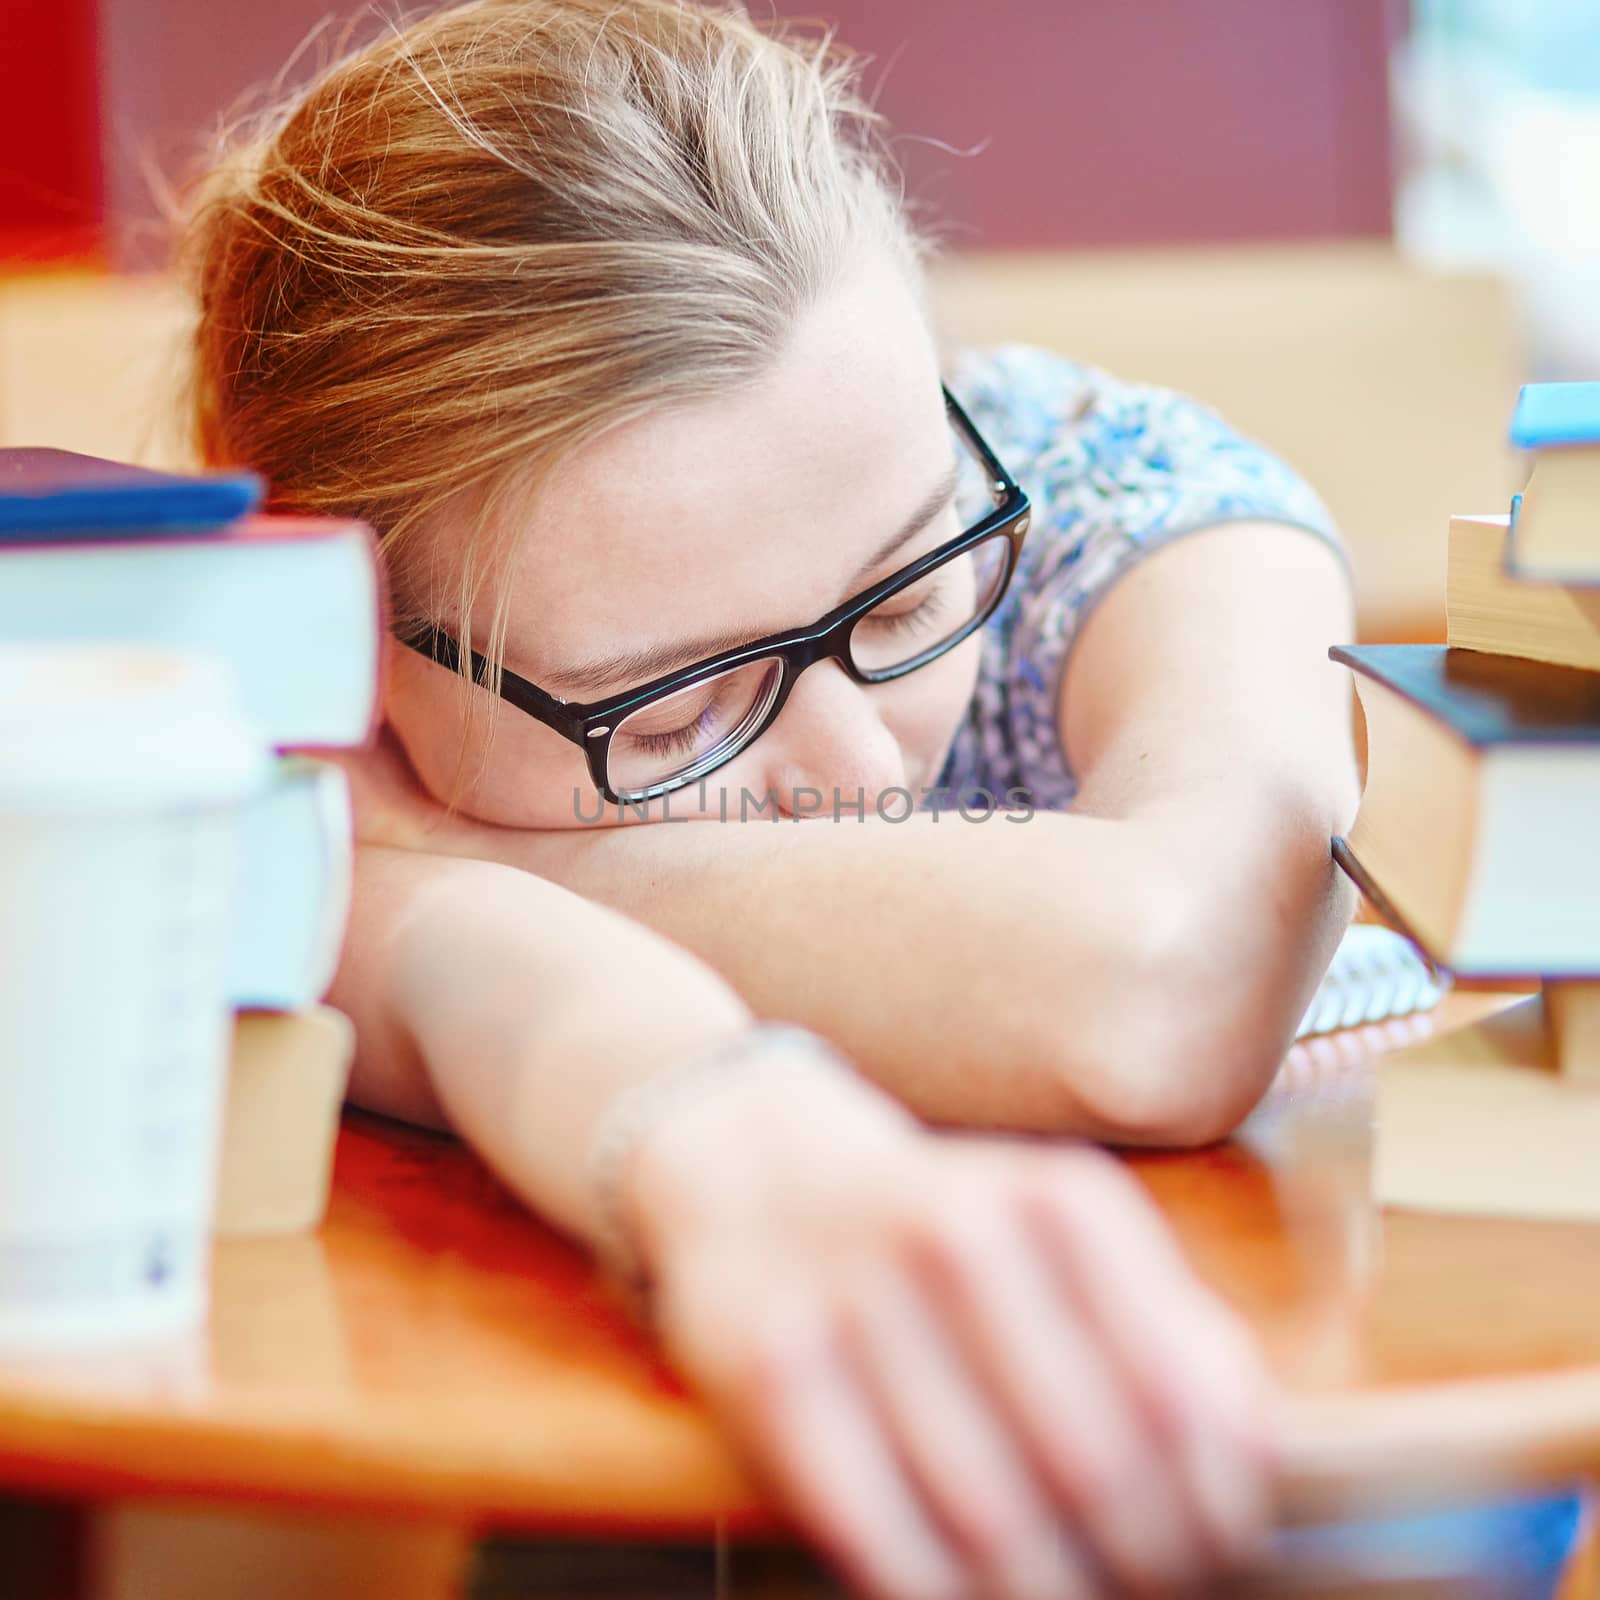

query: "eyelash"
(863, 584), (946, 636)
(618, 574), (955, 756)
(622, 700), (728, 759)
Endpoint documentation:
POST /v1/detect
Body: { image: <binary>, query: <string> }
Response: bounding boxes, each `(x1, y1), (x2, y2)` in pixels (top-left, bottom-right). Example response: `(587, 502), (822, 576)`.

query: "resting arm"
(369, 526), (1357, 1148)
(323, 852), (1277, 1598)
(1056, 519), (1360, 1132)
(327, 843), (752, 1242)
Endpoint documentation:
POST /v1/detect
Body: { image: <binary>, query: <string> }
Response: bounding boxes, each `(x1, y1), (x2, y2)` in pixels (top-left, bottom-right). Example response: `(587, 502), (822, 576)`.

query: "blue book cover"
(1509, 383), (1600, 450)
(0, 448), (263, 541)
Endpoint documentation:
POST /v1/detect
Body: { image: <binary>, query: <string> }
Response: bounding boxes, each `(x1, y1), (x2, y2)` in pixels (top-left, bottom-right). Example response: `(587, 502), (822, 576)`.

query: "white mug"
(0, 644), (268, 1350)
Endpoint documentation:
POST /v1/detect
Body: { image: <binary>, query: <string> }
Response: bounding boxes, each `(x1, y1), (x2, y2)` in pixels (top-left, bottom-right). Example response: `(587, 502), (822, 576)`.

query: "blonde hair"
(181, 0), (930, 792)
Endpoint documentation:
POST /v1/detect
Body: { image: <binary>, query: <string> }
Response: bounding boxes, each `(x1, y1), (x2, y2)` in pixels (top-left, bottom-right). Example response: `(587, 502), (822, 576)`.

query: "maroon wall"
(5, 0), (1397, 267)
(0, 0), (103, 262)
(824, 0), (1396, 249)
(95, 0), (374, 267)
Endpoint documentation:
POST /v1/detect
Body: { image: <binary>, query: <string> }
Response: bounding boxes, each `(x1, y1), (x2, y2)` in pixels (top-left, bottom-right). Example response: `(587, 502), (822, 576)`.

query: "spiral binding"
(1295, 924), (1449, 1039)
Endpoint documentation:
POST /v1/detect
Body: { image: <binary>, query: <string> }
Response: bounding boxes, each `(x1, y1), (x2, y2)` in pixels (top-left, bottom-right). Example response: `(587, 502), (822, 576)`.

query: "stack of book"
(1332, 382), (1600, 1220)
(0, 449), (383, 1235)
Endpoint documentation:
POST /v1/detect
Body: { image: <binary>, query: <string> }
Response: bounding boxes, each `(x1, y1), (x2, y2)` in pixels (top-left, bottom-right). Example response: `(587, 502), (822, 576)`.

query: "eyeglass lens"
(847, 532), (1010, 678)
(607, 655), (786, 797)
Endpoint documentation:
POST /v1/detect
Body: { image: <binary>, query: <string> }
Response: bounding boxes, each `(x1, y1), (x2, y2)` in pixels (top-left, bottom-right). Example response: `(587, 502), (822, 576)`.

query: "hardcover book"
(1332, 644), (1600, 976)
(0, 448), (262, 538)
(1506, 384), (1600, 581)
(227, 759), (354, 1012)
(1446, 513), (1600, 673)
(0, 516), (384, 748)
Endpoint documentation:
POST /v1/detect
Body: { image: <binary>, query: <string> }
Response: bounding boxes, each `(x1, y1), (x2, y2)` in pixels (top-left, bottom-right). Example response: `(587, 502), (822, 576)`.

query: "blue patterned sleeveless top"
(937, 345), (1345, 812)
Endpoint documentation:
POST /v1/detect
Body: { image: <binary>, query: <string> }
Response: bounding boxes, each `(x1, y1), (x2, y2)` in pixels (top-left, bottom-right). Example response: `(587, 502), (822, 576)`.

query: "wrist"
(621, 1034), (917, 1277)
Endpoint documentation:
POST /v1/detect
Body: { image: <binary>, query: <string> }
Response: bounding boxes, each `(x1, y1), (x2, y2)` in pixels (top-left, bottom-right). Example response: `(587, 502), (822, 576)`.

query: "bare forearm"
(333, 846), (751, 1245)
(457, 800), (1326, 1143)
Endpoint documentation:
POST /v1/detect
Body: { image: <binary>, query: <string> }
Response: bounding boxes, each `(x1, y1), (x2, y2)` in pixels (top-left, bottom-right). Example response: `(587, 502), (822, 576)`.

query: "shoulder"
(933, 344), (1343, 808)
(949, 343), (1271, 472)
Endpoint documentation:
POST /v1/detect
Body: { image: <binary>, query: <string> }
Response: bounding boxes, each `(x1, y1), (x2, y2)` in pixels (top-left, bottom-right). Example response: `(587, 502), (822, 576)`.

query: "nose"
(755, 658), (908, 819)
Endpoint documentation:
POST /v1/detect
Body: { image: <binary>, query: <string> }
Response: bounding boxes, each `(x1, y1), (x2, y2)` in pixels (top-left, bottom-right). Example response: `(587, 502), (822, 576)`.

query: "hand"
(630, 1070), (1277, 1599)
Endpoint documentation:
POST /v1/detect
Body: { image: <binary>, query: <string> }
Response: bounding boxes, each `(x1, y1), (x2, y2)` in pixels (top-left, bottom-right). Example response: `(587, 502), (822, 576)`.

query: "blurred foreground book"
(229, 759), (352, 1012)
(0, 504), (381, 747)
(217, 1008), (353, 1238)
(0, 449), (375, 1238)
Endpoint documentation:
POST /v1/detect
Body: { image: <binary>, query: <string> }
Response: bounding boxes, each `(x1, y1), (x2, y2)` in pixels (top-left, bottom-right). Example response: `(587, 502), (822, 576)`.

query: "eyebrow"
(543, 457), (964, 699)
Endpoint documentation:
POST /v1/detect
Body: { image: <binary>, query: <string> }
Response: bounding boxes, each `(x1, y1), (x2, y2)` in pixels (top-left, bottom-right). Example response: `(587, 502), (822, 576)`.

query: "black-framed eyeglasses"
(400, 384), (1031, 804)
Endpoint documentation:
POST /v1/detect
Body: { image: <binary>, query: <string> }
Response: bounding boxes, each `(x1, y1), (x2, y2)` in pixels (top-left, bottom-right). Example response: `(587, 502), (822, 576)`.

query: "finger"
(729, 1286), (967, 1600)
(1020, 1147), (1274, 1434)
(839, 1259), (1103, 1600)
(903, 1183), (1208, 1591)
(1169, 1411), (1275, 1582)
(1019, 1149), (1276, 1563)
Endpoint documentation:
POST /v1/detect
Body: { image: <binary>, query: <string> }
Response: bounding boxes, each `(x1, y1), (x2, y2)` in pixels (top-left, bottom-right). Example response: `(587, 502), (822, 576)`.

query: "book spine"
(0, 521), (382, 747)
(225, 759), (354, 1011)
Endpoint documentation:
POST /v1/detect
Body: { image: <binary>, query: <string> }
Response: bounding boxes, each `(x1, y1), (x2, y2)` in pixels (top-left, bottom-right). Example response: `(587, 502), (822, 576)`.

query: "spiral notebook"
(1294, 923), (1449, 1040)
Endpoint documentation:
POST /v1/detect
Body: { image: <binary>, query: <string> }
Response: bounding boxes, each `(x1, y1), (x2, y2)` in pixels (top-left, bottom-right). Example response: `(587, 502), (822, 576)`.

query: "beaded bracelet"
(583, 1022), (856, 1326)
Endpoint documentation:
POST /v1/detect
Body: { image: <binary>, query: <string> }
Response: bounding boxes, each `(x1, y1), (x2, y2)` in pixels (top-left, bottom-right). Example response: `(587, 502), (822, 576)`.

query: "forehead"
(496, 262), (951, 681)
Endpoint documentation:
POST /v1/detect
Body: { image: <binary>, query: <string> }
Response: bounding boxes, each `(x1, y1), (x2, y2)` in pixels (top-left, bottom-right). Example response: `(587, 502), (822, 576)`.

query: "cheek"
(384, 656), (602, 831)
(884, 630), (982, 771)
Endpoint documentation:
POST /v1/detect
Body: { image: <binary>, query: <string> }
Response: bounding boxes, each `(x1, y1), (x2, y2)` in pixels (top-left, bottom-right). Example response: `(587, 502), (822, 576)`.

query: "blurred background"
(3, 0), (1598, 639)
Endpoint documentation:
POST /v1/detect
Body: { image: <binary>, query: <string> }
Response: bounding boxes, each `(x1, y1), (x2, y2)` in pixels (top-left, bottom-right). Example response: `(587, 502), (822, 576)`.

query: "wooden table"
(2, 992), (1598, 1597)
